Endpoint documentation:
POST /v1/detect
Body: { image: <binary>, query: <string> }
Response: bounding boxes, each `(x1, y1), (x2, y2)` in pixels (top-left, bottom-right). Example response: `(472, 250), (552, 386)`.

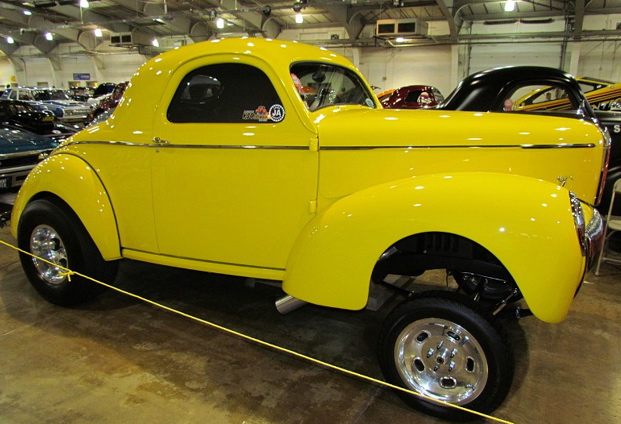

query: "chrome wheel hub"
(30, 224), (68, 285)
(395, 318), (488, 405)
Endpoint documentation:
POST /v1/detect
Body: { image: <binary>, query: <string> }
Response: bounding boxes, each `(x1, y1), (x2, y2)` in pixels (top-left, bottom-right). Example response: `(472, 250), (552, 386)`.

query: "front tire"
(378, 291), (514, 422)
(17, 199), (119, 307)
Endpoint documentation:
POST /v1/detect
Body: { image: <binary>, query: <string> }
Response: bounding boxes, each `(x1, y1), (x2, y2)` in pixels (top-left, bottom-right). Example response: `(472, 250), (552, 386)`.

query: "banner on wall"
(73, 73), (91, 81)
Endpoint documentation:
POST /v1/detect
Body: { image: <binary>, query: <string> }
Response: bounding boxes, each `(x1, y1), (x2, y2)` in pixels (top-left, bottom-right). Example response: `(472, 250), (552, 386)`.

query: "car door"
(151, 55), (318, 271)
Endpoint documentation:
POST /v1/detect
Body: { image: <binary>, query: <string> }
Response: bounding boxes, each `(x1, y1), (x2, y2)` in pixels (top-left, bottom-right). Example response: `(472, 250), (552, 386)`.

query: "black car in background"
(439, 66), (620, 213)
(0, 99), (77, 141)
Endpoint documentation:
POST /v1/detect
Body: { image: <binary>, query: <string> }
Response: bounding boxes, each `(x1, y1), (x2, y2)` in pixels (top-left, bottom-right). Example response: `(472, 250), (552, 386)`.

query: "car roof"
(440, 65), (582, 111)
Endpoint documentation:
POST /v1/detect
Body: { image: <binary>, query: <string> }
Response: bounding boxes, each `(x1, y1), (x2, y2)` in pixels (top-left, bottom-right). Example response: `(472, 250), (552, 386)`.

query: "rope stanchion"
(0, 238), (517, 424)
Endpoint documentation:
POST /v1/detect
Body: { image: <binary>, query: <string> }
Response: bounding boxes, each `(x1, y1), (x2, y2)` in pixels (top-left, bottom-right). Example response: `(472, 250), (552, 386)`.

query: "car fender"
(283, 172), (585, 323)
(11, 153), (121, 260)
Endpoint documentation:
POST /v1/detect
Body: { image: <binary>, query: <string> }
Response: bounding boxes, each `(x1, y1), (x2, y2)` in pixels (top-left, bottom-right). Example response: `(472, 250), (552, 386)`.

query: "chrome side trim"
(63, 140), (309, 150)
(0, 149), (55, 160)
(62, 140), (597, 151)
(321, 143), (597, 151)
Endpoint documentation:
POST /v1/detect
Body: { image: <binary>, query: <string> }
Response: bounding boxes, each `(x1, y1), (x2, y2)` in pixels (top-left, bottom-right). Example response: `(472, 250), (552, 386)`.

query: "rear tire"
(378, 291), (514, 422)
(17, 199), (118, 307)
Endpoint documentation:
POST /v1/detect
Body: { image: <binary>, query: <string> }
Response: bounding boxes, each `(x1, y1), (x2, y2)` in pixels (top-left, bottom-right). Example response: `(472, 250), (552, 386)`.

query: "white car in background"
(1, 87), (91, 124)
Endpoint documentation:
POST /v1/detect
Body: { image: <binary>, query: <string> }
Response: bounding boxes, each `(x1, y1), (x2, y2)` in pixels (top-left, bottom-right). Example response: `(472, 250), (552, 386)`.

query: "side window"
(167, 63), (284, 124)
(499, 84), (576, 113)
(404, 90), (424, 103)
(9, 91), (17, 100)
(291, 62), (375, 111)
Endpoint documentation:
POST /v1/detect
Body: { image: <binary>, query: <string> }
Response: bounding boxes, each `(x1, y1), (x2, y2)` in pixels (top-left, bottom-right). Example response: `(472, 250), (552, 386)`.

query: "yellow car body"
(11, 38), (606, 324)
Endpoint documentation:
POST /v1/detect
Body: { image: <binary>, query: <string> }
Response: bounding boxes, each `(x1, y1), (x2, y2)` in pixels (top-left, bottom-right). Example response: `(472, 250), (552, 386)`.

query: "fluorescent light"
(23, 10), (32, 16)
(6, 36), (14, 44)
(45, 32), (53, 41)
(80, 0), (89, 8)
(505, 1), (515, 12)
(295, 13), (303, 24)
(152, 38), (159, 47)
(395, 37), (405, 43)
(216, 18), (225, 29)
(94, 28), (102, 37)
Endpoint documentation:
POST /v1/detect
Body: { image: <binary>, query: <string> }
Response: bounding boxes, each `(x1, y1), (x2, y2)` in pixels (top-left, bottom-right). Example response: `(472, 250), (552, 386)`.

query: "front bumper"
(584, 208), (604, 272)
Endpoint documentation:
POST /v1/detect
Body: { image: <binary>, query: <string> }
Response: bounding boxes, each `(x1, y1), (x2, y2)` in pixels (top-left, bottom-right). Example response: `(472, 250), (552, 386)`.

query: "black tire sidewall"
(378, 291), (514, 422)
(17, 199), (108, 306)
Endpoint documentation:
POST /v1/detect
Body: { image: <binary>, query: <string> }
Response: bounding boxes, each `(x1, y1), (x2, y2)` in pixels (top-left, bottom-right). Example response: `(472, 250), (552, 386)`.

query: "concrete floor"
(1, 222), (620, 424)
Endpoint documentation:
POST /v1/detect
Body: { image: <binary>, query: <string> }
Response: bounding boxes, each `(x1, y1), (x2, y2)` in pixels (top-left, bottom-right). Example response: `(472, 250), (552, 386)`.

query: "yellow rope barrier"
(0, 238), (517, 424)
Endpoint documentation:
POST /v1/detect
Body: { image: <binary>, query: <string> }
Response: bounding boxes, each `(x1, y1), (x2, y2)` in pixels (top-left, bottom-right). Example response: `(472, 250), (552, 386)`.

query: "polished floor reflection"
(0, 223), (619, 424)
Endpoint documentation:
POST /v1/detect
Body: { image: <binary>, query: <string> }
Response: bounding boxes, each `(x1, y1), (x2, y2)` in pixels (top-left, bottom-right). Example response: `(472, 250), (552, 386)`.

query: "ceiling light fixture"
(152, 38), (159, 47)
(295, 13), (303, 24)
(23, 10), (32, 16)
(94, 28), (102, 37)
(6, 36), (14, 44)
(216, 18), (225, 29)
(80, 0), (89, 8)
(505, 0), (515, 12)
(44, 32), (53, 41)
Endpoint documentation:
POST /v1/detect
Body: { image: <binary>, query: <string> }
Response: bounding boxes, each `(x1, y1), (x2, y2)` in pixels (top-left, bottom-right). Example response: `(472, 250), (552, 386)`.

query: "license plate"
(43, 116), (54, 122)
(0, 178), (10, 189)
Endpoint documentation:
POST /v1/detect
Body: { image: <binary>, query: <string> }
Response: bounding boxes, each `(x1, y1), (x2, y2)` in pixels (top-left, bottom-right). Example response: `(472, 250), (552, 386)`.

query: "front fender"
(283, 172), (585, 323)
(10, 153), (121, 260)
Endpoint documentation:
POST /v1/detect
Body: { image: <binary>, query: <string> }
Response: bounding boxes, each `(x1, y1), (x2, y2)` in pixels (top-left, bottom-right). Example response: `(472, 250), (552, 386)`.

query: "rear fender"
(283, 172), (584, 323)
(10, 153), (121, 260)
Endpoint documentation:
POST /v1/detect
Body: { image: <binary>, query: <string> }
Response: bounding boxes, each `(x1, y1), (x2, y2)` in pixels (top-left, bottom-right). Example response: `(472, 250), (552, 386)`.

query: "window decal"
(269, 104), (285, 122)
(242, 104), (285, 123)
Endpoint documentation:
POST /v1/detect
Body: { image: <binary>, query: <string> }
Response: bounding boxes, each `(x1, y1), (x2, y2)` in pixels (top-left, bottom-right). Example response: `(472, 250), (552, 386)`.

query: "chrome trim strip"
(62, 140), (597, 151)
(321, 143), (597, 151)
(63, 140), (309, 150)
(122, 248), (286, 273)
(0, 149), (54, 160)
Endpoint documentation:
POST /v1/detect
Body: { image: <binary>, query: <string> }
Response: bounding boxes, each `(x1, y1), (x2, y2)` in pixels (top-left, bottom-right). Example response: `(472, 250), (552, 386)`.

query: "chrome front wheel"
(395, 318), (488, 406)
(379, 291), (514, 422)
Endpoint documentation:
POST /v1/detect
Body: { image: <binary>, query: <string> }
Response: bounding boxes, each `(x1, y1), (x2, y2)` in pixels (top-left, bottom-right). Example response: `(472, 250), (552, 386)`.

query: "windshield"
(290, 62), (375, 111)
(33, 89), (71, 101)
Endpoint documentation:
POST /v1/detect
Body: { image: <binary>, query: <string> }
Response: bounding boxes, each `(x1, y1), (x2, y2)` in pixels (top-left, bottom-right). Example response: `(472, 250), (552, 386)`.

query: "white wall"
(0, 59), (15, 88)
(359, 46), (454, 95)
(577, 40), (621, 81)
(3, 43), (147, 88)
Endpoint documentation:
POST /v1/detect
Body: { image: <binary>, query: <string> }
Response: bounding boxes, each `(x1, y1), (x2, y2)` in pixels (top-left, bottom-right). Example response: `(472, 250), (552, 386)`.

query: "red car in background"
(87, 81), (128, 124)
(378, 85), (444, 109)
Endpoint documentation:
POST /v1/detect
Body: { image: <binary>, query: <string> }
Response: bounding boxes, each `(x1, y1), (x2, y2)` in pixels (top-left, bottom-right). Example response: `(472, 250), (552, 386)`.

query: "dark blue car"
(0, 124), (58, 191)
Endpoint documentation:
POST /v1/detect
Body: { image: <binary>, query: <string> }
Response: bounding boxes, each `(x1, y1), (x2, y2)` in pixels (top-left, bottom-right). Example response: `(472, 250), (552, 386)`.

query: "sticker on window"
(242, 104), (285, 123)
(269, 104), (285, 122)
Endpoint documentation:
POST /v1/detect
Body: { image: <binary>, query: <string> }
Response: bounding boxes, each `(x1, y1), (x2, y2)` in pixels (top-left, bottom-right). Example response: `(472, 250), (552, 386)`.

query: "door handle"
(153, 137), (169, 144)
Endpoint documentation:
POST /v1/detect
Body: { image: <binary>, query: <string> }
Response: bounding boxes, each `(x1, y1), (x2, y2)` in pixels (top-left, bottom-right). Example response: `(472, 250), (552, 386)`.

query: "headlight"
(55, 107), (64, 117)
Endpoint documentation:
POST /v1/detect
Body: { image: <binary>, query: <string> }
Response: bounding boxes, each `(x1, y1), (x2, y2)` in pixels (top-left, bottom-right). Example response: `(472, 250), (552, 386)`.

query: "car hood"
(0, 126), (58, 154)
(316, 108), (603, 148)
(314, 108), (606, 203)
